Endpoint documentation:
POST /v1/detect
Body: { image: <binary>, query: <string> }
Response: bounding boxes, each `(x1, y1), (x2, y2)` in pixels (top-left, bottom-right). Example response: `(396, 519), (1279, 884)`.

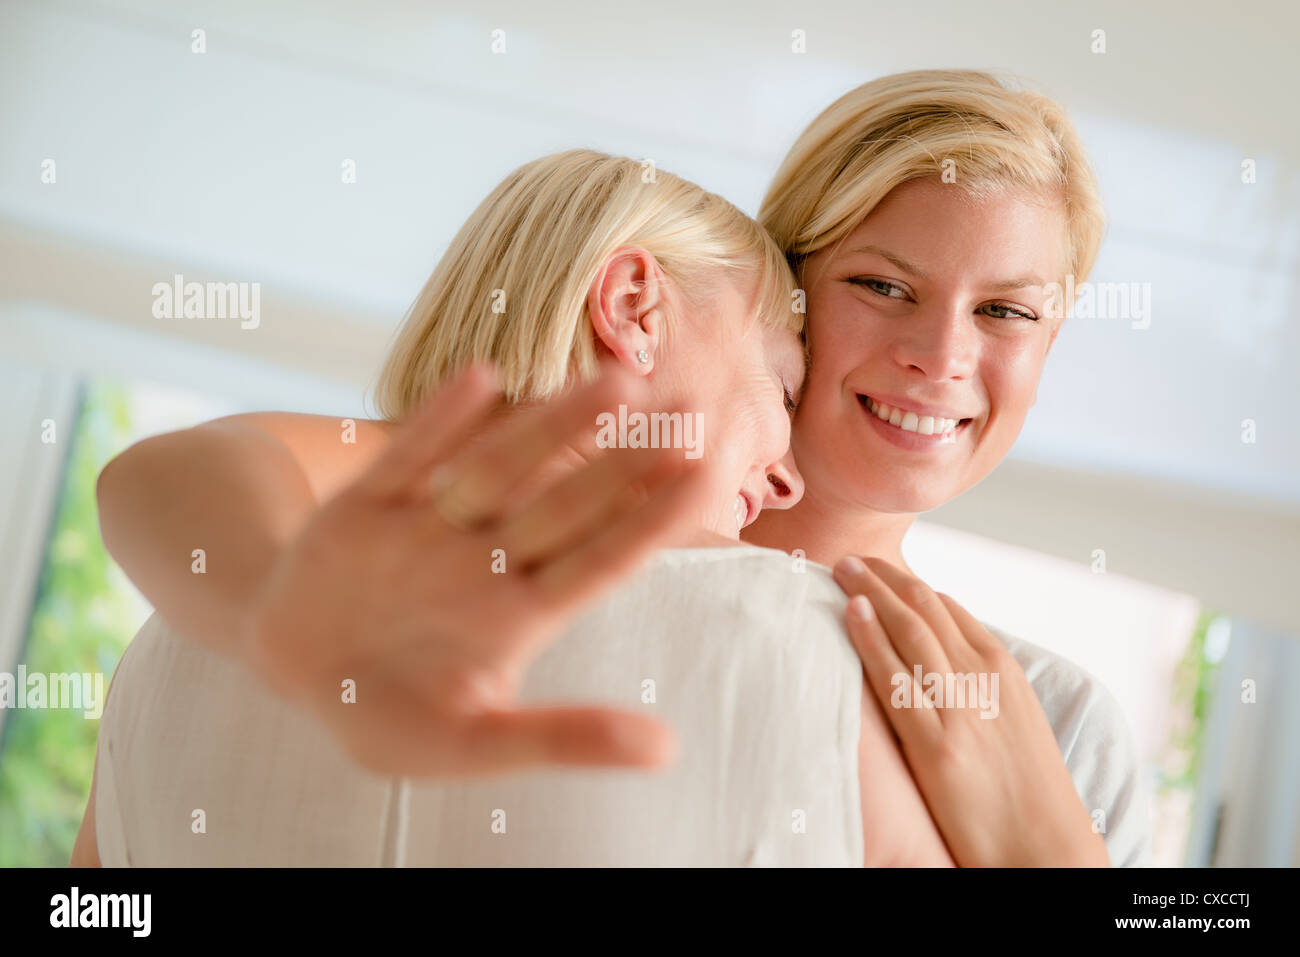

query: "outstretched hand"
(244, 363), (712, 779)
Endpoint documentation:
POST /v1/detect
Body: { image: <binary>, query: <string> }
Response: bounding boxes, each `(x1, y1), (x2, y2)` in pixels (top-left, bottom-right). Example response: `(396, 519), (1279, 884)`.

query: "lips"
(862, 395), (960, 436)
(732, 491), (760, 531)
(857, 392), (975, 447)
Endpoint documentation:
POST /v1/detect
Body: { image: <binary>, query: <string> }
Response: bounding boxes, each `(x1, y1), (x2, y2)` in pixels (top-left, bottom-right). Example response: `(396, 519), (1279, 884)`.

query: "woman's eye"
(778, 379), (798, 415)
(981, 302), (1038, 321)
(849, 277), (909, 299)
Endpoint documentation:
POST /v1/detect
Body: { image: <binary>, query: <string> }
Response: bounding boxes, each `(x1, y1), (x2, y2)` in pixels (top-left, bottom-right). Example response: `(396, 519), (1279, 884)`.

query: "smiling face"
(585, 245), (806, 540)
(657, 276), (807, 538)
(791, 175), (1069, 515)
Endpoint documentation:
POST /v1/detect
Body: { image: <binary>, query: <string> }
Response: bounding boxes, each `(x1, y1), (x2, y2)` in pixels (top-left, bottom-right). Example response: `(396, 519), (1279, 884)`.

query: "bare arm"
(96, 412), (392, 661)
(75, 412), (386, 862)
(92, 367), (711, 778)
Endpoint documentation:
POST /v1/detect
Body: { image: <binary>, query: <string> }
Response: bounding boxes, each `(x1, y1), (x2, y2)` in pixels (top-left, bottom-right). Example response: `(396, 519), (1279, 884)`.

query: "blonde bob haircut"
(374, 149), (800, 420)
(759, 69), (1106, 289)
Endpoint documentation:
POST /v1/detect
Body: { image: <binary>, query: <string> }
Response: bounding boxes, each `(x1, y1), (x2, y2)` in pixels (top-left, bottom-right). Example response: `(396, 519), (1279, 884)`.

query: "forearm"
(96, 420), (317, 663)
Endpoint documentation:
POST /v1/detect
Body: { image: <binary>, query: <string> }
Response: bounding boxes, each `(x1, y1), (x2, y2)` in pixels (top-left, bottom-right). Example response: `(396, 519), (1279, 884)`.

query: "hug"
(73, 69), (1149, 868)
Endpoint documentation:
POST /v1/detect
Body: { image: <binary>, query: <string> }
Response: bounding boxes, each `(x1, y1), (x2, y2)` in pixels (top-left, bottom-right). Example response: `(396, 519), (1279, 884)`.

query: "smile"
(857, 394), (973, 447)
(734, 492), (755, 530)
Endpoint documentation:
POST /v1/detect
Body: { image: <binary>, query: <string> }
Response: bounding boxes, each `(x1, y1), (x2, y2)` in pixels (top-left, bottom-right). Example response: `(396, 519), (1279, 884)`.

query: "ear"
(587, 246), (666, 375)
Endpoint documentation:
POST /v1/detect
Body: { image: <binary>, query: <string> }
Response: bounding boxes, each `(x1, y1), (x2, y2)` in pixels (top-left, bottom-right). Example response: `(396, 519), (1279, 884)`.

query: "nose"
(761, 447), (804, 510)
(892, 303), (978, 381)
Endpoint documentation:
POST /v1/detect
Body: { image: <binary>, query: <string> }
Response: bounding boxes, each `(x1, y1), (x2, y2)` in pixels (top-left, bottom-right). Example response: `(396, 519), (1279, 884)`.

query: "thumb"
(358, 363), (501, 500)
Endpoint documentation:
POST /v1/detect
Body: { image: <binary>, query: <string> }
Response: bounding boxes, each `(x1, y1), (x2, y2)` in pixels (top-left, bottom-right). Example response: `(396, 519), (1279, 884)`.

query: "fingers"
(430, 365), (647, 529)
(856, 559), (970, 665)
(935, 592), (1008, 661)
(458, 706), (679, 773)
(524, 458), (706, 615)
(495, 439), (690, 570)
(844, 594), (943, 748)
(531, 460), (712, 622)
(832, 556), (953, 679)
(359, 363), (502, 500)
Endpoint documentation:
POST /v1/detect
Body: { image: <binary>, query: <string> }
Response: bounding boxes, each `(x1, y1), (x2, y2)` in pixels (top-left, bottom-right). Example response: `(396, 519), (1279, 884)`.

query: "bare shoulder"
(208, 410), (396, 447)
(205, 411), (397, 502)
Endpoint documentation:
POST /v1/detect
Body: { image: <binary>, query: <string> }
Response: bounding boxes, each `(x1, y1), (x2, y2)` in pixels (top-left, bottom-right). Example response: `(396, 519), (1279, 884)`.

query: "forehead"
(830, 176), (1069, 284)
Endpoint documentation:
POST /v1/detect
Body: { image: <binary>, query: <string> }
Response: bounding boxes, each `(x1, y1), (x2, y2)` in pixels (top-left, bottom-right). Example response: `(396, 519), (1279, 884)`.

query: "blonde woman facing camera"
(77, 149), (953, 866)
(746, 70), (1146, 866)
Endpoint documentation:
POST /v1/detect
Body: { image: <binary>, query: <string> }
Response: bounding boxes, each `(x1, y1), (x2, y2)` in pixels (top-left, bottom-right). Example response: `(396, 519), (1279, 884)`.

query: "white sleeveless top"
(93, 546), (1151, 866)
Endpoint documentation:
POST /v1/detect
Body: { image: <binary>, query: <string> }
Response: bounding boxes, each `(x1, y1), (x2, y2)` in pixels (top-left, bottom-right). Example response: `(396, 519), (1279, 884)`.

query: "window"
(0, 377), (241, 865)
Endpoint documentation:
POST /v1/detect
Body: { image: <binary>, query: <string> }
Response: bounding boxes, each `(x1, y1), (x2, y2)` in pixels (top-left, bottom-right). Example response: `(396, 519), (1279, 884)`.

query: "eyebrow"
(985, 276), (1047, 291)
(846, 243), (930, 279)
(845, 243), (1046, 291)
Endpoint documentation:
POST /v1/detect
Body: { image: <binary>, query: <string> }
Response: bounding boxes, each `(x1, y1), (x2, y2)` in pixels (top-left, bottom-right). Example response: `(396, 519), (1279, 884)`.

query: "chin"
(698, 507), (741, 541)
(839, 470), (956, 515)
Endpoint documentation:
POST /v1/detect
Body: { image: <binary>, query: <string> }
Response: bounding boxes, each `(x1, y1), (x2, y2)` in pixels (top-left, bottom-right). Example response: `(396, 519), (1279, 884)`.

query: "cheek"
(789, 386), (848, 486)
(976, 350), (1048, 459)
(726, 390), (772, 457)
(805, 288), (893, 384)
(807, 285), (864, 349)
(985, 342), (1048, 416)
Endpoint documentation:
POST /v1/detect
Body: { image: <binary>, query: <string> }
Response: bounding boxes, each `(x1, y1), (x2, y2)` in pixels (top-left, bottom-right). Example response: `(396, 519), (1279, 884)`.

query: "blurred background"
(1, 0), (1296, 866)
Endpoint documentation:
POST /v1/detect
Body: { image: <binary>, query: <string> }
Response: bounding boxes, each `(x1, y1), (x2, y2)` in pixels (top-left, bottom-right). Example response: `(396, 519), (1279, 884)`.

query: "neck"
(742, 485), (917, 571)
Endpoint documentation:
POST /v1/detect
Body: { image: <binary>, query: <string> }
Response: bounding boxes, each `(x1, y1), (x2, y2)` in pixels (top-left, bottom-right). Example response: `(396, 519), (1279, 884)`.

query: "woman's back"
(95, 546), (865, 866)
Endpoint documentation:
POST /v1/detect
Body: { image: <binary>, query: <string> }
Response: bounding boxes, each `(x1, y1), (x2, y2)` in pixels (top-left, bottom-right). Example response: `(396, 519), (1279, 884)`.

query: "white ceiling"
(2, 0), (1298, 507)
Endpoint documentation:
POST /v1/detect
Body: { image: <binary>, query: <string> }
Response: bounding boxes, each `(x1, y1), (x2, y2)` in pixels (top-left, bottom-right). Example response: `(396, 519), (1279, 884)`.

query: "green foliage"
(1157, 610), (1223, 794)
(0, 382), (137, 866)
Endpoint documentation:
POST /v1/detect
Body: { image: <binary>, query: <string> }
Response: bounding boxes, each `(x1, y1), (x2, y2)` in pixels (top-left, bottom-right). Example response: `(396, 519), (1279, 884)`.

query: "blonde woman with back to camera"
(77, 148), (955, 866)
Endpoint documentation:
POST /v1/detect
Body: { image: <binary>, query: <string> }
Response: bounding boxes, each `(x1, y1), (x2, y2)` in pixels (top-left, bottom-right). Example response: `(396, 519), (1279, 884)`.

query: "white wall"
(2, 0), (1297, 629)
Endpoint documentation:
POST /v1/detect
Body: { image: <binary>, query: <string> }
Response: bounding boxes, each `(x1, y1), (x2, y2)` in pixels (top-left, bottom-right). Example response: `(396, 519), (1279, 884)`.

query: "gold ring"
(428, 467), (481, 531)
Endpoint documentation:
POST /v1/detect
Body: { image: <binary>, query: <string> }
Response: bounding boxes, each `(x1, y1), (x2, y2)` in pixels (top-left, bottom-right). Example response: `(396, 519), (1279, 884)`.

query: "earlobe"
(587, 247), (663, 375)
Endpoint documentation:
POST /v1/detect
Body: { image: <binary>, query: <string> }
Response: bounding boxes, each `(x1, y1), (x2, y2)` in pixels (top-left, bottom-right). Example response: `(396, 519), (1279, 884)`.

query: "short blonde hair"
(760, 69), (1105, 286)
(374, 149), (799, 419)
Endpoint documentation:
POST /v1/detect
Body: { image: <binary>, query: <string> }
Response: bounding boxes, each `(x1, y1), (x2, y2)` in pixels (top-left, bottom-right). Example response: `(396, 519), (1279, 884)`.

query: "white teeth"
(735, 495), (746, 530)
(864, 396), (963, 437)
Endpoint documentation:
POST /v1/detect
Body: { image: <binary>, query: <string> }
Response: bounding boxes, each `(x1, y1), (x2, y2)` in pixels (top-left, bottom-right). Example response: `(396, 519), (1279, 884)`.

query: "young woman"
(76, 71), (1148, 867)
(76, 148), (954, 867)
(746, 70), (1146, 867)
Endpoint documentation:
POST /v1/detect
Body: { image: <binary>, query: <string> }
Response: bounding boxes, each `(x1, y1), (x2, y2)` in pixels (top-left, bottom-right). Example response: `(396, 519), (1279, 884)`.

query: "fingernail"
(836, 555), (867, 577)
(848, 594), (873, 621)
